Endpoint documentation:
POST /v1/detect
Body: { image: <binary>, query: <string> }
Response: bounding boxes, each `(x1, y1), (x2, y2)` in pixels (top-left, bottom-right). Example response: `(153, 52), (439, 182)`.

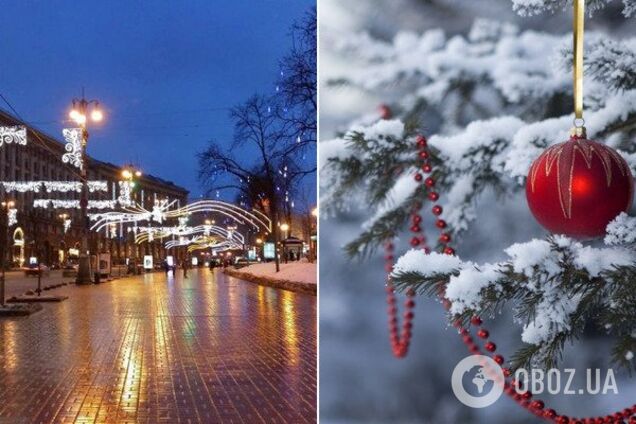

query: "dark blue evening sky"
(0, 0), (315, 207)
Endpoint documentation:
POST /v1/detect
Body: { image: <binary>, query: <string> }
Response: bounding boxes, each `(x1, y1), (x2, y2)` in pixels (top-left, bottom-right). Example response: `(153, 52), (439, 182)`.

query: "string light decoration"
(164, 235), (217, 249)
(62, 128), (83, 169)
(7, 208), (17, 227)
(63, 219), (71, 233)
(117, 181), (132, 206)
(163, 200), (271, 232)
(90, 199), (271, 234)
(134, 224), (245, 245)
(34, 199), (117, 209)
(0, 126), (27, 148)
(1, 181), (108, 193)
(1, 182), (41, 193)
(88, 200), (174, 231)
(186, 240), (242, 253)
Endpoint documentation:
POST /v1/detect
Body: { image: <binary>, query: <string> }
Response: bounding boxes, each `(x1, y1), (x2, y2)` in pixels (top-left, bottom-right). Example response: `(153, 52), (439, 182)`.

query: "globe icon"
(461, 365), (494, 397)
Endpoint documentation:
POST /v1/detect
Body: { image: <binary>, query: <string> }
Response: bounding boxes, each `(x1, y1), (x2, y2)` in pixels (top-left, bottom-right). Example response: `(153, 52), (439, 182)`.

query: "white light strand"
(33, 199), (117, 209)
(118, 181), (132, 206)
(7, 208), (17, 226)
(2, 181), (40, 192)
(63, 218), (71, 233)
(89, 199), (269, 237)
(43, 181), (81, 193)
(62, 128), (83, 169)
(0, 126), (27, 148)
(135, 224), (245, 246)
(2, 180), (108, 193)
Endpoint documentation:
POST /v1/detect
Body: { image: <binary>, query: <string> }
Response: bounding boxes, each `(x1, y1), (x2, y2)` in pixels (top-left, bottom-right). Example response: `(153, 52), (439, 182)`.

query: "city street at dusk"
(0, 269), (316, 423)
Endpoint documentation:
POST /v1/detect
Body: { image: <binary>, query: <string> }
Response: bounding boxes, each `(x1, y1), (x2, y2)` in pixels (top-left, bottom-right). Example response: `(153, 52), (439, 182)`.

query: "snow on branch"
(392, 236), (636, 369)
(511, 0), (628, 17)
(326, 20), (571, 110)
(605, 212), (636, 246)
(558, 36), (636, 92)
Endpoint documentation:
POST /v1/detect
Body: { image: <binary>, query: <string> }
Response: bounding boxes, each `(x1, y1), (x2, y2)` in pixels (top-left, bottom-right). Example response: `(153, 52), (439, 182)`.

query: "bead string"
(385, 132), (636, 423)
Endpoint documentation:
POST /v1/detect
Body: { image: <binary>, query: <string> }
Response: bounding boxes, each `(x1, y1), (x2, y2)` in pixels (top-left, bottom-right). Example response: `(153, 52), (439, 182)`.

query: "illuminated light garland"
(0, 126), (27, 148)
(33, 199), (118, 209)
(164, 235), (216, 249)
(187, 240), (242, 253)
(89, 199), (178, 230)
(2, 181), (41, 193)
(2, 180), (108, 193)
(163, 200), (272, 232)
(90, 199), (270, 234)
(135, 224), (245, 246)
(117, 181), (132, 206)
(43, 181), (81, 192)
(7, 208), (17, 226)
(62, 128), (83, 169)
(63, 219), (71, 233)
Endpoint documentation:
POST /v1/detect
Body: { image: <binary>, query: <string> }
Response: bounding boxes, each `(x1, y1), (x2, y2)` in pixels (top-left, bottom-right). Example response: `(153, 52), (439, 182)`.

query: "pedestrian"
(183, 260), (188, 278)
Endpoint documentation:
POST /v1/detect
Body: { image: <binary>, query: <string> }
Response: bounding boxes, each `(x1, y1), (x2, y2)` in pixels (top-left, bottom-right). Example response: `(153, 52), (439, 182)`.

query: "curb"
(224, 268), (317, 296)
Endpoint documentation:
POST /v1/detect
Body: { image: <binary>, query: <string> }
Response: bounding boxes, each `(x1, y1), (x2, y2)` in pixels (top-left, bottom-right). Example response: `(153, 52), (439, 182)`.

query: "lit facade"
(0, 109), (189, 268)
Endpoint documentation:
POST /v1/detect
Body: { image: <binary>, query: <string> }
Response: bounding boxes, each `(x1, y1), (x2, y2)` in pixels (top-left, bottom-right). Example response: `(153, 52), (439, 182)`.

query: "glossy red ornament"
(526, 135), (634, 238)
(379, 104), (392, 120)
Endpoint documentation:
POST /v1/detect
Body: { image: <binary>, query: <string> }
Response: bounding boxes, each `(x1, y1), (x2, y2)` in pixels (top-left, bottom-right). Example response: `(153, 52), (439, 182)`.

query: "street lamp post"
(69, 94), (103, 285)
(121, 166), (141, 271)
(310, 207), (317, 263)
(1, 200), (15, 307)
(280, 223), (289, 264)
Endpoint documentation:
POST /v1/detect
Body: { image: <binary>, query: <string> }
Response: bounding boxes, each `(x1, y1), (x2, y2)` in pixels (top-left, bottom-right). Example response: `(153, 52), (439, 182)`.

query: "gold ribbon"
(573, 0), (584, 122)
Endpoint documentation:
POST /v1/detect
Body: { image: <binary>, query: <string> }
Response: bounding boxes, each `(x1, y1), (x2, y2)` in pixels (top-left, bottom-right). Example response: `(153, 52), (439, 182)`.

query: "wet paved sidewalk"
(0, 268), (316, 423)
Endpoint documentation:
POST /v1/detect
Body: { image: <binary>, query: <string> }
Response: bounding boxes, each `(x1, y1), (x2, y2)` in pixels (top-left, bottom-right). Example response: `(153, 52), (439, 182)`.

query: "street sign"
(264, 242), (275, 259)
(143, 255), (153, 270)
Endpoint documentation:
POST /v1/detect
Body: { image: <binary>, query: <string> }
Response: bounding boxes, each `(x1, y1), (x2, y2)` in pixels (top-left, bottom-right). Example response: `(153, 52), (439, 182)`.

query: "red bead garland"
(383, 131), (635, 423)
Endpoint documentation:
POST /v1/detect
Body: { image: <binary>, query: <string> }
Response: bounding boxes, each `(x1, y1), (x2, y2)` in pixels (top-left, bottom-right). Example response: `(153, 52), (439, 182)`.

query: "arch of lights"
(164, 235), (214, 249)
(187, 240), (242, 253)
(164, 200), (271, 232)
(90, 199), (271, 234)
(134, 224), (245, 245)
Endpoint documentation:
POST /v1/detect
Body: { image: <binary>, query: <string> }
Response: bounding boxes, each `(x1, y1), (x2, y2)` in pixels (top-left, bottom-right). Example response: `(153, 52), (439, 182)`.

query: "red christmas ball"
(379, 104), (392, 120)
(526, 136), (634, 239)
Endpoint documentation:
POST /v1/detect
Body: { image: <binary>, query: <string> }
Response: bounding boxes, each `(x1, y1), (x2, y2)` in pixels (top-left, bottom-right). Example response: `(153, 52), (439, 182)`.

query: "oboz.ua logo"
(451, 355), (505, 408)
(452, 356), (621, 409)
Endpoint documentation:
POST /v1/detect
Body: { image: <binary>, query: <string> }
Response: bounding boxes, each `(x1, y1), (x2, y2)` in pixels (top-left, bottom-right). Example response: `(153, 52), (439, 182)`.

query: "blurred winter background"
(319, 0), (635, 423)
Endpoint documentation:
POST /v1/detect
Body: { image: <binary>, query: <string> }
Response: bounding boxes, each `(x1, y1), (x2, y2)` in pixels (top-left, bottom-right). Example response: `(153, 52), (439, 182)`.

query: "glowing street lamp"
(69, 92), (104, 284)
(280, 223), (290, 239)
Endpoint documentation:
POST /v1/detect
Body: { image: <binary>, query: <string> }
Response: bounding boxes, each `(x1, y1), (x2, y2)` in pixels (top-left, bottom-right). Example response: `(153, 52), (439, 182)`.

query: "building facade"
(0, 109), (189, 269)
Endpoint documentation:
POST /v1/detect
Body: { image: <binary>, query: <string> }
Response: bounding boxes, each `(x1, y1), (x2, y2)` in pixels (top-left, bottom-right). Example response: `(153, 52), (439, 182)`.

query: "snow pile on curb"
(236, 262), (317, 285)
(225, 262), (317, 295)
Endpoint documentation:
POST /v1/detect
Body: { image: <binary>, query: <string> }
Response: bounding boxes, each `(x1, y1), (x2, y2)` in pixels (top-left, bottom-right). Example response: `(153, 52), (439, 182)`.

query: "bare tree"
(198, 95), (312, 271)
(277, 7), (317, 145)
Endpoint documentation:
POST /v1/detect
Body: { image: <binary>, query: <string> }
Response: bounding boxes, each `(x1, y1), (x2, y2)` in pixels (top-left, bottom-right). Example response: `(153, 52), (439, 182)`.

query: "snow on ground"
(237, 262), (317, 285)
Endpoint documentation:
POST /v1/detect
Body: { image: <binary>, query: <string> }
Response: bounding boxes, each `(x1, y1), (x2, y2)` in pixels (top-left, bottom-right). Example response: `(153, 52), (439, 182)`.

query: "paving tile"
(0, 269), (316, 423)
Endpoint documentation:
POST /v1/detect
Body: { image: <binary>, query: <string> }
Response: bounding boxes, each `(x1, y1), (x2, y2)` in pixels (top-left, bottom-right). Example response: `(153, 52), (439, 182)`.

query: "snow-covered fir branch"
(321, 20), (636, 257)
(511, 0), (636, 17)
(321, 14), (636, 371)
(391, 233), (636, 370)
(326, 20), (636, 130)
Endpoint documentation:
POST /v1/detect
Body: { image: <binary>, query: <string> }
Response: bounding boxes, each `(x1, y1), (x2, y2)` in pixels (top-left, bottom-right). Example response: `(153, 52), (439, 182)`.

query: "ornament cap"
(569, 126), (587, 139)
